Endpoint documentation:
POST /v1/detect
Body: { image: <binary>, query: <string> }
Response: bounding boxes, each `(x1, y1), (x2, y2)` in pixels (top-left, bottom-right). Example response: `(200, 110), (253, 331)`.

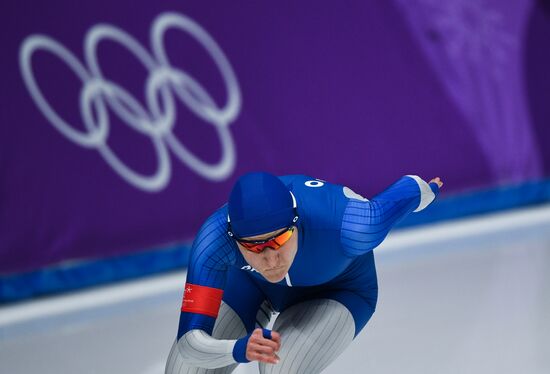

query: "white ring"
(19, 11), (242, 191)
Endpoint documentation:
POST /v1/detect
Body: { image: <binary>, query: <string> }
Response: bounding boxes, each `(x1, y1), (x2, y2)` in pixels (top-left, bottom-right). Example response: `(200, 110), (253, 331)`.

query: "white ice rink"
(1, 205), (549, 374)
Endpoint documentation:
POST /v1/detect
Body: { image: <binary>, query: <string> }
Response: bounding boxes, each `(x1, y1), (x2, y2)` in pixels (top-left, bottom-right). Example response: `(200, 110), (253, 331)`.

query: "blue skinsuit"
(178, 175), (439, 339)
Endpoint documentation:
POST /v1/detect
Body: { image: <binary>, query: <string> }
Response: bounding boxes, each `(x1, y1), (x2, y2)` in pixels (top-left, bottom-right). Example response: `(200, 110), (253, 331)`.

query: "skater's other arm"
(340, 175), (443, 256)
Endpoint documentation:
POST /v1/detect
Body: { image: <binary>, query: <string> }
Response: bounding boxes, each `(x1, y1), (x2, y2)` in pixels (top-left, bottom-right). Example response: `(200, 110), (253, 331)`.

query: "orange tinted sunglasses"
(235, 226), (295, 253)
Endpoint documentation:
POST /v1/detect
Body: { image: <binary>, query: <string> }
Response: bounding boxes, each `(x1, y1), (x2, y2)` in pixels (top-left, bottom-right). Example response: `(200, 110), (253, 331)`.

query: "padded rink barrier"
(2, 179), (549, 303)
(1, 205), (549, 374)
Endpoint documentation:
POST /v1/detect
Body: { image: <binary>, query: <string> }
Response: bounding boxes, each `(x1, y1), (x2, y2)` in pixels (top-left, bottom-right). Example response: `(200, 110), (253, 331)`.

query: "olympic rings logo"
(19, 12), (241, 192)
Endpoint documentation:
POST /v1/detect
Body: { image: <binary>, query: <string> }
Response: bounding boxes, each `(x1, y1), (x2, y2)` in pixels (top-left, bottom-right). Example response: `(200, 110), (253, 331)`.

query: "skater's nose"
(262, 248), (280, 268)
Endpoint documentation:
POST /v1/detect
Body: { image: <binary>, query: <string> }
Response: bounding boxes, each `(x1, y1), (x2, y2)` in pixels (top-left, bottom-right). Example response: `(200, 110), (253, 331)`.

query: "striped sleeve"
(340, 175), (439, 256)
(177, 207), (237, 339)
(176, 329), (238, 368)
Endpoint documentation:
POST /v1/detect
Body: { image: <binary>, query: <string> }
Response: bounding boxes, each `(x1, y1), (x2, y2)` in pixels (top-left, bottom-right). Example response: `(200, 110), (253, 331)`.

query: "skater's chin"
(262, 267), (286, 283)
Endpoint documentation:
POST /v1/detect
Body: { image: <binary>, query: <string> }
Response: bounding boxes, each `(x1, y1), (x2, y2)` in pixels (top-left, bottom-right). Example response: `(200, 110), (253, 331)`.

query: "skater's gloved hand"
(233, 328), (281, 364)
(429, 177), (443, 188)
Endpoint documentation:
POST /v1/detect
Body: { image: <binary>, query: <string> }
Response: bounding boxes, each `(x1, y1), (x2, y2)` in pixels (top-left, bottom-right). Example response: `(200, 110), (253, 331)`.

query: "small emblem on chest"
(241, 265), (259, 273)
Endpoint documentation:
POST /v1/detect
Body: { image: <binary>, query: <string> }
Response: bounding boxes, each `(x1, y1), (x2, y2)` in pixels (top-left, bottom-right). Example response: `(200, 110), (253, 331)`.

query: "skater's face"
(237, 226), (299, 283)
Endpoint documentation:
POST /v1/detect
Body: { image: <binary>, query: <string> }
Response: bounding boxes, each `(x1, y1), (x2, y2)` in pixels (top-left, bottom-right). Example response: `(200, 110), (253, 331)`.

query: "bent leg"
(165, 301), (246, 374)
(166, 267), (268, 374)
(259, 299), (355, 374)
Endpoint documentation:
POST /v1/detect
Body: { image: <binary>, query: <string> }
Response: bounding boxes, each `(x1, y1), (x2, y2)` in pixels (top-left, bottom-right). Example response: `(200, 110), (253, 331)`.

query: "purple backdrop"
(1, 0), (549, 274)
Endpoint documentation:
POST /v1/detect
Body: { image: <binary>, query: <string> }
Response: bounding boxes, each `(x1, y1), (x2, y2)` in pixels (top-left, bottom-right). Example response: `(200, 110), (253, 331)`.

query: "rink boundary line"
(1, 204), (550, 327)
(0, 271), (187, 328)
(379, 203), (550, 251)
